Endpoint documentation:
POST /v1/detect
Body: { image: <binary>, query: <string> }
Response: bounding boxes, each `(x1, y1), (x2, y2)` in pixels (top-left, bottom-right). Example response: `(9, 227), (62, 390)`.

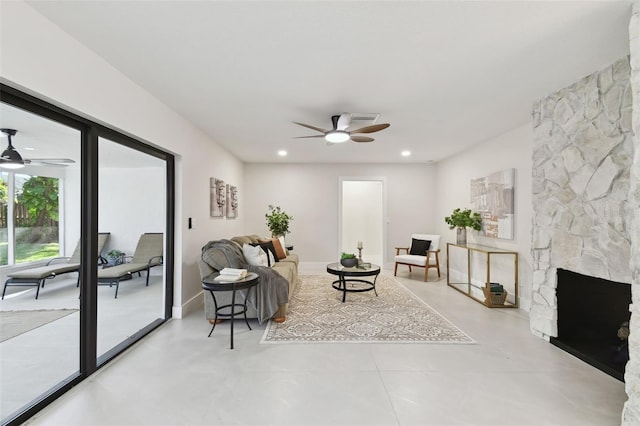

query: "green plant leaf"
(265, 205), (293, 237)
(444, 208), (482, 231)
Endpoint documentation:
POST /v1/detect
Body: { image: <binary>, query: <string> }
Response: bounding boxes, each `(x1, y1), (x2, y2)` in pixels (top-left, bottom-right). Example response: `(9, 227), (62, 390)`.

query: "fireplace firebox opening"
(551, 268), (631, 381)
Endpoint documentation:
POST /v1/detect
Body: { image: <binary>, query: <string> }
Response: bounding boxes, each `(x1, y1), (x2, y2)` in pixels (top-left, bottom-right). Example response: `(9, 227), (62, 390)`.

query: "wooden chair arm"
(395, 247), (409, 255)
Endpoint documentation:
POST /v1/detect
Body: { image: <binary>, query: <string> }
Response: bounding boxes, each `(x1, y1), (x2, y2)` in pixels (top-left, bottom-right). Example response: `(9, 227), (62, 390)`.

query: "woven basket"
(482, 287), (507, 305)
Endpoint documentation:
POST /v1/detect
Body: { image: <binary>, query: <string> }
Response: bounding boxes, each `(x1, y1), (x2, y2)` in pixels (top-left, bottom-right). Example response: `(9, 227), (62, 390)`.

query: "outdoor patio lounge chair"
(2, 232), (110, 300)
(97, 233), (163, 298)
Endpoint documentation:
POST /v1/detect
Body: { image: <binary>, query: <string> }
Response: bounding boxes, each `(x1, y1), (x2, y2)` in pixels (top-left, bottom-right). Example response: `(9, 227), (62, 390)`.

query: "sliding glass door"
(96, 137), (167, 360)
(0, 84), (174, 426)
(0, 102), (81, 421)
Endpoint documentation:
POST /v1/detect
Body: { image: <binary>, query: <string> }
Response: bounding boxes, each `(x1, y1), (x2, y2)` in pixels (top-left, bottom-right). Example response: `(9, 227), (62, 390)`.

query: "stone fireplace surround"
(530, 9), (639, 421)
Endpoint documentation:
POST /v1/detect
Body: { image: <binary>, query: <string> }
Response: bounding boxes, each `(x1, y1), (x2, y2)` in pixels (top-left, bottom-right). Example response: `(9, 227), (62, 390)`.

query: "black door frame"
(0, 83), (175, 426)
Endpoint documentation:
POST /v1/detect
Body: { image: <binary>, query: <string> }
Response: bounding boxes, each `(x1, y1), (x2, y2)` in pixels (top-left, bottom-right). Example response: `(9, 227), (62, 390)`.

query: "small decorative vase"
(456, 228), (467, 245)
(340, 258), (358, 268)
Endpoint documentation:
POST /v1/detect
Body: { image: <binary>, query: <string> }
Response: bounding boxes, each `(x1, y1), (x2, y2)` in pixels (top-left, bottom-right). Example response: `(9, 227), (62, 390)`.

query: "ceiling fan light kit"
(325, 130), (350, 143)
(293, 112), (390, 145)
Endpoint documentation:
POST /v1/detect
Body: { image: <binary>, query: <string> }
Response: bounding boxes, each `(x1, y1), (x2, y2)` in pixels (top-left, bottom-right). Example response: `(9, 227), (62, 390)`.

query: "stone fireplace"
(531, 49), (638, 423)
(531, 56), (632, 340)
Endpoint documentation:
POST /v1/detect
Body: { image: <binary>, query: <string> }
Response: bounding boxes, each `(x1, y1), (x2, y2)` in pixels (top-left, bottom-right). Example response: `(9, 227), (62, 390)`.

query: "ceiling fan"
(293, 113), (390, 144)
(0, 128), (75, 169)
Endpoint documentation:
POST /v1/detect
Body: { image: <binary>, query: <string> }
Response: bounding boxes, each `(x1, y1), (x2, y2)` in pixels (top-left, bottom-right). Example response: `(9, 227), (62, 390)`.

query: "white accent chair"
(394, 234), (441, 281)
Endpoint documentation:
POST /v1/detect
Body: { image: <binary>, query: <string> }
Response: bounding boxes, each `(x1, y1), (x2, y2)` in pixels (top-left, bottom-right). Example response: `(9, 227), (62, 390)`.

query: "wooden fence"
(0, 203), (57, 228)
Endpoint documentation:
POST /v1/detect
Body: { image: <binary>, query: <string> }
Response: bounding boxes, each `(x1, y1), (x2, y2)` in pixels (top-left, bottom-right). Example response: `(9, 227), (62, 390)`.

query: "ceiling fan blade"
(27, 158), (76, 163)
(28, 161), (70, 167)
(294, 135), (325, 139)
(292, 122), (329, 133)
(351, 136), (374, 143)
(349, 123), (390, 134)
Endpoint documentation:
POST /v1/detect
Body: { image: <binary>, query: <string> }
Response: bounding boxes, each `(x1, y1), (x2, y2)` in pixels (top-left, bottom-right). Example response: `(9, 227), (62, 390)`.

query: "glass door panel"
(96, 137), (166, 359)
(0, 103), (80, 421)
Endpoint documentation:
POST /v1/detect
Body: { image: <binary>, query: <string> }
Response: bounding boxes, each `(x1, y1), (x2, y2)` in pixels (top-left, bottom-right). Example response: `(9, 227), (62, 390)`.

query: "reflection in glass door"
(0, 103), (81, 420)
(96, 137), (166, 360)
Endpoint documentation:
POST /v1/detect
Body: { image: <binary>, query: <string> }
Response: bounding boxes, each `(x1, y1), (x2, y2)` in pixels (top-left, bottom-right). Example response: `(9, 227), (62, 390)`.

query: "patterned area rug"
(261, 275), (475, 344)
(0, 309), (78, 342)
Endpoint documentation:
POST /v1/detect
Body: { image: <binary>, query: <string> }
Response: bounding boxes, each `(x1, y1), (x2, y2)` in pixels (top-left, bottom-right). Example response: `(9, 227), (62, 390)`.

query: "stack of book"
(214, 268), (248, 282)
(489, 282), (504, 293)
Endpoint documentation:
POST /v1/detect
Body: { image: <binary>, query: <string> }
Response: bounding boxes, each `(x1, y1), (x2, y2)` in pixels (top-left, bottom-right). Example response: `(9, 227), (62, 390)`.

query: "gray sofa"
(198, 235), (299, 322)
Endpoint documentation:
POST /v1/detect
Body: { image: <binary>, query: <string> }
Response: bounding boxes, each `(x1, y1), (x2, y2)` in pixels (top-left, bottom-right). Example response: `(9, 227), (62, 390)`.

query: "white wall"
(244, 163), (437, 267)
(0, 2), (245, 317)
(435, 123), (534, 310)
(98, 167), (166, 255)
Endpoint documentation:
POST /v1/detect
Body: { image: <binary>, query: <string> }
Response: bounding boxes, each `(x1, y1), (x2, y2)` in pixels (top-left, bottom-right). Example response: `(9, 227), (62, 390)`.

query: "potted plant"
(340, 252), (358, 268)
(444, 208), (482, 245)
(106, 249), (124, 265)
(265, 205), (293, 237)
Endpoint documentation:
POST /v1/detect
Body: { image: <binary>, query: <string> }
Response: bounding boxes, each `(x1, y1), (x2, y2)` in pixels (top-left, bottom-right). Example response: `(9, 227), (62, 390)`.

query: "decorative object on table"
(210, 177), (226, 218)
(357, 241), (363, 264)
(226, 184), (238, 219)
(106, 249), (124, 265)
(470, 168), (515, 239)
(444, 208), (482, 245)
(265, 205), (293, 238)
(261, 274), (475, 344)
(213, 267), (248, 282)
(340, 252), (358, 268)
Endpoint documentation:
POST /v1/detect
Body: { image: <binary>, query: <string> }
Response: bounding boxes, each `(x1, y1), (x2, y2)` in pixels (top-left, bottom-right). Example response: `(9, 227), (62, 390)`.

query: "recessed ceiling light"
(277, 150), (287, 157)
(401, 150), (411, 157)
(24, 147), (35, 151)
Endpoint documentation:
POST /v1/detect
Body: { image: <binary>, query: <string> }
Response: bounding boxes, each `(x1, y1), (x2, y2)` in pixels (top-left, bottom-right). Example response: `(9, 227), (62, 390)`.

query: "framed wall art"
(470, 168), (515, 239)
(210, 177), (225, 218)
(226, 184), (238, 219)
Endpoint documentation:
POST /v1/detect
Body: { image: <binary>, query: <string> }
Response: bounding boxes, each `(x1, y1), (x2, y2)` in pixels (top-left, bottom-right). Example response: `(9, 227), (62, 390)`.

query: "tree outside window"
(0, 174), (60, 265)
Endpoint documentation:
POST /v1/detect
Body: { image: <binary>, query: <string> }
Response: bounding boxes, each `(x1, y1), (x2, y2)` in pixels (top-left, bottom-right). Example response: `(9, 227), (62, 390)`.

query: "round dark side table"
(201, 272), (259, 349)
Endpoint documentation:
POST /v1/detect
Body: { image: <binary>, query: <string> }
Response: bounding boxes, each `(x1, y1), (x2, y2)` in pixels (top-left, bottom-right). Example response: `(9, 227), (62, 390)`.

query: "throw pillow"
(271, 237), (287, 260)
(242, 243), (268, 267)
(278, 236), (288, 256)
(255, 241), (279, 265)
(409, 238), (431, 255)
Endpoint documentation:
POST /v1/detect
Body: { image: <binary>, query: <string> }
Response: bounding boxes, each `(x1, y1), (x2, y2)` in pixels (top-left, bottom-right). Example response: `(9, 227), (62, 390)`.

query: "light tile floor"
(24, 265), (626, 426)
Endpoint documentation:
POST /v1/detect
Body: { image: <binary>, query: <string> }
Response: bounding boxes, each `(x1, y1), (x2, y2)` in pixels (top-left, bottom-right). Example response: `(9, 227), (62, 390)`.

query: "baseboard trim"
(172, 291), (203, 319)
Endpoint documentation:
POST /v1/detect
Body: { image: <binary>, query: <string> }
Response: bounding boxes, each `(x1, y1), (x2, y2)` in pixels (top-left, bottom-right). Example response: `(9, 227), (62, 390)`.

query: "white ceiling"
(20, 1), (634, 163)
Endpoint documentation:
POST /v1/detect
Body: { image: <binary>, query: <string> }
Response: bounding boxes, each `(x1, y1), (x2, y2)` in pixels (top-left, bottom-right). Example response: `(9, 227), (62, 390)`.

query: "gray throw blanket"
(201, 239), (289, 324)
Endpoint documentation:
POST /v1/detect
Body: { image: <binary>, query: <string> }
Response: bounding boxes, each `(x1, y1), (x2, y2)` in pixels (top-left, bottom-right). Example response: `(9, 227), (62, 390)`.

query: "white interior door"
(339, 178), (385, 267)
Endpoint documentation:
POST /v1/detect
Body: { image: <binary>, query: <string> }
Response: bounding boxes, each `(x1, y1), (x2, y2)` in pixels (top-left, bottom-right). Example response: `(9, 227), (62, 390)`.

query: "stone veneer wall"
(531, 55), (633, 338)
(531, 52), (637, 422)
(623, 3), (639, 425)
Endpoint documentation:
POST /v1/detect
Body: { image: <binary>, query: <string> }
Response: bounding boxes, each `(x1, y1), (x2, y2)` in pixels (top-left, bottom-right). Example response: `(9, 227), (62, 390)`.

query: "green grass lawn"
(0, 242), (60, 265)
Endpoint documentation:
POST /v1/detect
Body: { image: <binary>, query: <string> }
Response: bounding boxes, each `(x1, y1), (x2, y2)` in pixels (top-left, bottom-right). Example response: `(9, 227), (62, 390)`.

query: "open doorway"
(339, 178), (386, 267)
